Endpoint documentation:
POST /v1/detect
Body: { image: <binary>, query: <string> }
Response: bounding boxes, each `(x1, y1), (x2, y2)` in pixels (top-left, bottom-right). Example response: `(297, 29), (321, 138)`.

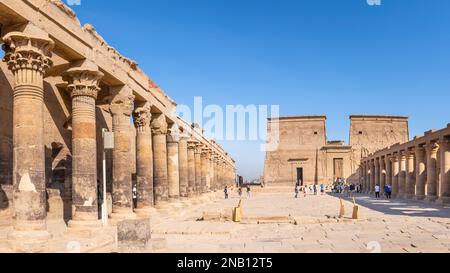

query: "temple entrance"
(296, 168), (304, 186)
(333, 158), (344, 181)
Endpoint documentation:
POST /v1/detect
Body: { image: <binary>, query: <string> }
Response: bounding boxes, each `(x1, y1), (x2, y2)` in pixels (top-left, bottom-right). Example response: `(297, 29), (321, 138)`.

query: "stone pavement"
(149, 189), (450, 253)
(0, 189), (449, 253)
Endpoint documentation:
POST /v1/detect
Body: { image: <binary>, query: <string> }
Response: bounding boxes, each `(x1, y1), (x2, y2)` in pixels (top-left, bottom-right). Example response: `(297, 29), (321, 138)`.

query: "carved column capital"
(425, 142), (440, 154)
(151, 114), (168, 135)
(390, 153), (399, 163)
(194, 143), (203, 154)
(2, 31), (54, 76)
(64, 61), (104, 99)
(133, 104), (152, 132)
(109, 86), (135, 117)
(167, 123), (181, 143)
(187, 139), (198, 150)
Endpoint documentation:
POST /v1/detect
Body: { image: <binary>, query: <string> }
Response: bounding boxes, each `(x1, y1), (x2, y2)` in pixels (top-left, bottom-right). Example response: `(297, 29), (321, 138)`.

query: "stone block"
(117, 219), (151, 252)
(46, 188), (64, 220)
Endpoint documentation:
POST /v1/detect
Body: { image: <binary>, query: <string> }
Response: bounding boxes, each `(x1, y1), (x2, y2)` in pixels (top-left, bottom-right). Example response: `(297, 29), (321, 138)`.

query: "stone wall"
(349, 115), (409, 183)
(264, 116), (327, 185)
(264, 115), (409, 186)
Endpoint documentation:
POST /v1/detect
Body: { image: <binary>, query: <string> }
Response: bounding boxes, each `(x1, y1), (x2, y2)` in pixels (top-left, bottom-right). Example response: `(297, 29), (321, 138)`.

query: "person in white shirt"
(375, 184), (381, 199)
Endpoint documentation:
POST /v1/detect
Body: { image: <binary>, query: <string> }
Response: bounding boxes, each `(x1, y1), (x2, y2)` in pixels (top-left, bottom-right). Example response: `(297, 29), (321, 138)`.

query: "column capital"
(167, 123), (181, 143)
(63, 60), (103, 99)
(109, 86), (135, 117)
(406, 149), (415, 160)
(151, 114), (168, 135)
(133, 104), (152, 131)
(425, 142), (440, 154)
(390, 153), (399, 163)
(202, 147), (212, 156)
(194, 143), (204, 154)
(187, 139), (198, 150)
(2, 30), (54, 77)
(399, 150), (407, 160)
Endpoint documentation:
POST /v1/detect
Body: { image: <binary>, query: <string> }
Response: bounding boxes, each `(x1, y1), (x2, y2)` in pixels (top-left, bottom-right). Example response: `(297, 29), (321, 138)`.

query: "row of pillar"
(360, 139), (450, 203)
(1, 27), (236, 248)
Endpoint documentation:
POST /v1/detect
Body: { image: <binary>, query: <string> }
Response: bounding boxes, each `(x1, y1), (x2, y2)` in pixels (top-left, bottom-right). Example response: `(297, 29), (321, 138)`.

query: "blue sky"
(72, 0), (450, 180)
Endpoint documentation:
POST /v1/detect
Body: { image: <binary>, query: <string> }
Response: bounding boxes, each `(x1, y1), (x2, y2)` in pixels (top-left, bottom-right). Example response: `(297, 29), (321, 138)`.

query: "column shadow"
(327, 192), (450, 219)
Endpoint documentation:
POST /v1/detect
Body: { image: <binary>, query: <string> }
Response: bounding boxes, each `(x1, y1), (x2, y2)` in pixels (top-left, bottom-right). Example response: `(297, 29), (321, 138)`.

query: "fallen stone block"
(117, 219), (151, 252)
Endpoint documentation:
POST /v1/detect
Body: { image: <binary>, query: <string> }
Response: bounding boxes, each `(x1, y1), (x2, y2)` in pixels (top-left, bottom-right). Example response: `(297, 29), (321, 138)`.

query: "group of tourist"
(294, 181), (325, 198)
(374, 184), (392, 199)
(224, 185), (252, 199)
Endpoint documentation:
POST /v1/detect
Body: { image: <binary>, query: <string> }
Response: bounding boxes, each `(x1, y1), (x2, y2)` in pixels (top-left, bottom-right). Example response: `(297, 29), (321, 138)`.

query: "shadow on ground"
(328, 193), (450, 219)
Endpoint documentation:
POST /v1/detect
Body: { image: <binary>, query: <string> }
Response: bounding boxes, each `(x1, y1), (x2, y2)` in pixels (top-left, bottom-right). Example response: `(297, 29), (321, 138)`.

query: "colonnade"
(0, 25), (236, 248)
(360, 127), (450, 204)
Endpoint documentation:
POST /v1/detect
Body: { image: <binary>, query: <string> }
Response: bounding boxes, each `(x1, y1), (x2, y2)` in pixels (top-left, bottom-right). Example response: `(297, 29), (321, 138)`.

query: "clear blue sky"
(72, 0), (450, 180)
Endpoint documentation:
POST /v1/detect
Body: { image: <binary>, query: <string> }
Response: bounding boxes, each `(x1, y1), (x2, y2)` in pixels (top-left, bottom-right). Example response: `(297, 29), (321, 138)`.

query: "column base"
(109, 210), (137, 225)
(437, 196), (450, 205)
(7, 229), (52, 253)
(425, 195), (438, 202)
(168, 196), (180, 203)
(415, 195), (426, 201)
(68, 219), (103, 229)
(405, 194), (415, 200)
(134, 207), (157, 218)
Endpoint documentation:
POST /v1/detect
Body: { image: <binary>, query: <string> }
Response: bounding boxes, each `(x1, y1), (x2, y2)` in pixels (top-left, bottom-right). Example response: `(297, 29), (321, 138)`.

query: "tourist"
(313, 184), (318, 195)
(303, 186), (308, 197)
(375, 184), (381, 199)
(132, 184), (137, 209)
(238, 187), (242, 198)
(385, 184), (392, 199)
(246, 185), (251, 198)
(224, 186), (229, 199)
(320, 184), (325, 195)
(295, 184), (299, 198)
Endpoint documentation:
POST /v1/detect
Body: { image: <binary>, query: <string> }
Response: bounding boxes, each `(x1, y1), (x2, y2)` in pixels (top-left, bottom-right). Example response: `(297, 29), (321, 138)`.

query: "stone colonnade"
(0, 24), (236, 249)
(360, 126), (450, 204)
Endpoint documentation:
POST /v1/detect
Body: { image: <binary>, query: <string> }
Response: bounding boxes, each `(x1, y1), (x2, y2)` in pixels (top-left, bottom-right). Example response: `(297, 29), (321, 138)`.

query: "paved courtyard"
(150, 188), (450, 253)
(0, 188), (449, 253)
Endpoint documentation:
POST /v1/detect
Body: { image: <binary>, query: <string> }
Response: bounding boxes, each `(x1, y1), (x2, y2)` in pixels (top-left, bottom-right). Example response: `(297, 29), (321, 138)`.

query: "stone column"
(194, 143), (203, 194)
(385, 155), (392, 190)
(374, 158), (380, 189)
(405, 150), (415, 199)
(201, 148), (210, 193)
(415, 146), (427, 200)
(133, 104), (154, 214)
(398, 152), (407, 199)
(380, 157), (386, 191)
(64, 61), (103, 227)
(210, 153), (216, 191)
(2, 28), (54, 248)
(363, 161), (370, 192)
(167, 123), (180, 201)
(109, 87), (136, 220)
(369, 160), (375, 193)
(438, 139), (450, 204)
(178, 135), (189, 198)
(425, 142), (439, 202)
(391, 154), (399, 197)
(187, 140), (197, 197)
(151, 114), (169, 205)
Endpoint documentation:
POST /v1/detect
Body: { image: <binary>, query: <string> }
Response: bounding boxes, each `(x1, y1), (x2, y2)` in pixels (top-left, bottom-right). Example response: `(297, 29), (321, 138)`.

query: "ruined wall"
(264, 116), (327, 185)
